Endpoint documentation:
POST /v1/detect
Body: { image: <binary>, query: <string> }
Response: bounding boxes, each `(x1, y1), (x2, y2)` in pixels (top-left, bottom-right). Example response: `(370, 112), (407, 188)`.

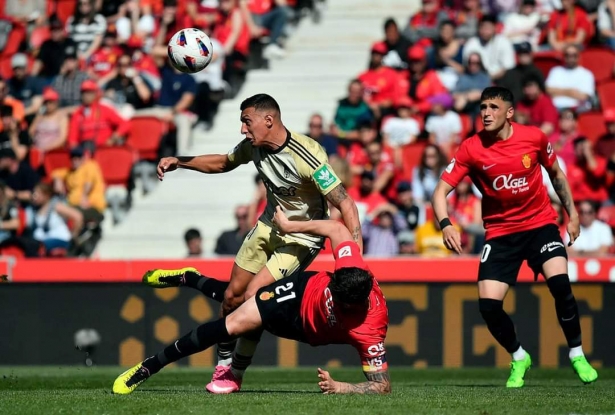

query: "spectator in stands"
(348, 170), (389, 224)
(362, 203), (406, 256)
(502, 0), (541, 49)
(414, 215), (461, 257)
(27, 182), (83, 255)
(52, 47), (90, 109)
(453, 52), (491, 121)
(516, 76), (559, 136)
(406, 45), (448, 114)
(381, 18), (411, 70)
(68, 80), (130, 151)
(306, 114), (338, 158)
(0, 78), (25, 129)
(395, 180), (424, 234)
(381, 97), (420, 167)
(496, 41), (544, 104)
(333, 79), (373, 141)
(215, 204), (252, 255)
(329, 156), (353, 190)
(3, 0), (46, 26)
(29, 88), (69, 153)
(87, 29), (124, 84)
(129, 44), (162, 92)
(568, 137), (609, 205)
(66, 0), (107, 61)
(8, 53), (44, 121)
(403, 0), (451, 45)
(364, 140), (396, 198)
(412, 143), (448, 205)
(546, 0), (592, 51)
(545, 44), (595, 112)
(0, 182), (20, 244)
(52, 145), (106, 224)
(426, 93), (461, 157)
(598, 0), (615, 49)
(454, 0), (482, 41)
(0, 148), (39, 204)
(566, 200), (614, 256)
(114, 0), (156, 44)
(594, 108), (615, 159)
(358, 42), (399, 118)
(214, 0), (251, 91)
(33, 17), (78, 83)
(104, 52), (153, 118)
(0, 106), (30, 162)
(153, 0), (193, 57)
(449, 176), (483, 253)
(550, 108), (581, 165)
(432, 20), (464, 91)
(184, 228), (203, 258)
(346, 122), (381, 175)
(247, 174), (267, 226)
(240, 0), (289, 60)
(463, 14), (516, 81)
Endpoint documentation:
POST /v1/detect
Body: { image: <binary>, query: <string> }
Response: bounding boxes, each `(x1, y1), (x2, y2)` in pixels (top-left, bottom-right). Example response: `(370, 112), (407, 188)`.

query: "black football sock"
(479, 298), (521, 353)
(142, 318), (233, 374)
(183, 271), (228, 302)
(547, 274), (582, 348)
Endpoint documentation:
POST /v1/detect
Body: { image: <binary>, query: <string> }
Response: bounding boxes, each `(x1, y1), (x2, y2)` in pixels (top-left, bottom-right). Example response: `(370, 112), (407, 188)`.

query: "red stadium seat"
(94, 146), (137, 187)
(598, 205), (615, 228)
(401, 142), (427, 180)
(459, 114), (472, 139)
(29, 26), (51, 50)
(0, 245), (25, 259)
(126, 117), (168, 161)
(0, 54), (34, 79)
(598, 81), (615, 110)
(533, 51), (563, 78)
(577, 111), (607, 143)
(0, 22), (26, 58)
(580, 48), (615, 84)
(29, 147), (43, 170)
(53, 0), (77, 25)
(43, 149), (71, 176)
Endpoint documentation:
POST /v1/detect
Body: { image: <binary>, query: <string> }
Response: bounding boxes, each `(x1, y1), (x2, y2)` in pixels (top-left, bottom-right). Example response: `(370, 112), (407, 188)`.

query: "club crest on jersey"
(522, 154), (531, 169)
(259, 291), (274, 301)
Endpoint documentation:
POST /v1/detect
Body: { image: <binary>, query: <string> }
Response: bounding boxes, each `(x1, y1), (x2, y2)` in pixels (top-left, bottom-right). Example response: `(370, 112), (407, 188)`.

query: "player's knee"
(479, 298), (504, 324)
(546, 274), (573, 299)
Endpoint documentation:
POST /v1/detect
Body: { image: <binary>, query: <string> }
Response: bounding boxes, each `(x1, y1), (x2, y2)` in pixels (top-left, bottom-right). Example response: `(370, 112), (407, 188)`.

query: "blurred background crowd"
(0, 0), (614, 259)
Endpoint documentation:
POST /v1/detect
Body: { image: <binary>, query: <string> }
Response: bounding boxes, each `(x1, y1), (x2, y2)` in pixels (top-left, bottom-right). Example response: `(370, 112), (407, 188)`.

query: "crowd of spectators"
(0, 0), (321, 258)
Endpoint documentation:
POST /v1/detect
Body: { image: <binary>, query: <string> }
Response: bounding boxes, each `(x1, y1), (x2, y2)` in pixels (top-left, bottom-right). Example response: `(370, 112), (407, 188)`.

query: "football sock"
(231, 329), (263, 380)
(142, 318), (232, 374)
(183, 271), (228, 302)
(569, 346), (585, 359)
(479, 298), (521, 354)
(217, 340), (236, 366)
(547, 274), (582, 348)
(512, 346), (527, 361)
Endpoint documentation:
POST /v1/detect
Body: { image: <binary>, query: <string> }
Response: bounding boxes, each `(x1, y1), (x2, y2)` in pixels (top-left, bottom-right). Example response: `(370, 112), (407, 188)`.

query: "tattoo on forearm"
(352, 226), (361, 243)
(552, 176), (574, 215)
(338, 372), (391, 395)
(325, 185), (348, 207)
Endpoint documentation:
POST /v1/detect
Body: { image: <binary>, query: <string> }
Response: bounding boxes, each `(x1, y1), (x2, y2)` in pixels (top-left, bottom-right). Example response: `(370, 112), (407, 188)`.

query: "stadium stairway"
(96, 0), (419, 259)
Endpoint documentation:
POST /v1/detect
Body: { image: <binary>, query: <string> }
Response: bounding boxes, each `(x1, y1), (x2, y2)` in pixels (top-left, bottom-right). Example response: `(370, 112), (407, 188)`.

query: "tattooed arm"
(317, 368), (391, 395)
(325, 184), (363, 252)
(547, 158), (580, 245)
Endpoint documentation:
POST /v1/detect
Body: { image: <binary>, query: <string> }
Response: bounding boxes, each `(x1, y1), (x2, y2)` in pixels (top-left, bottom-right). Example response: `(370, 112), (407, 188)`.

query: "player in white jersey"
(157, 93), (362, 393)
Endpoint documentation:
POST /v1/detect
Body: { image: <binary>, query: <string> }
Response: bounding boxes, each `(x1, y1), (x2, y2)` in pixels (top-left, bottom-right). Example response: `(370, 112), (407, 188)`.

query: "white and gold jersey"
(227, 129), (341, 248)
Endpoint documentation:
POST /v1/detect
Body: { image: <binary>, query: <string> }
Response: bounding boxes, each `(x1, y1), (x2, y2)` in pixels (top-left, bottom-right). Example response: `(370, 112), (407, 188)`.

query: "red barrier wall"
(2, 256), (614, 283)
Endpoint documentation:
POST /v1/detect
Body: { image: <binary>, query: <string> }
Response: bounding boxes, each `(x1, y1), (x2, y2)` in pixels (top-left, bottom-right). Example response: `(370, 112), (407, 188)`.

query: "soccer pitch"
(1, 367), (614, 414)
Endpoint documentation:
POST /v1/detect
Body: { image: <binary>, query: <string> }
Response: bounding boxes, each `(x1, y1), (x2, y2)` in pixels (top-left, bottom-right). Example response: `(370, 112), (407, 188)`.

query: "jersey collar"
(265, 129), (292, 154)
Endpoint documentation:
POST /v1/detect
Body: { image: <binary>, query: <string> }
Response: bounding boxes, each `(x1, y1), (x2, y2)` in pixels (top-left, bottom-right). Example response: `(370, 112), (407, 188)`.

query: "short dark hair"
(480, 86), (514, 105)
(240, 94), (281, 114)
(384, 18), (397, 30)
(329, 267), (373, 305)
(184, 228), (201, 242)
(440, 19), (456, 29)
(480, 14), (498, 25)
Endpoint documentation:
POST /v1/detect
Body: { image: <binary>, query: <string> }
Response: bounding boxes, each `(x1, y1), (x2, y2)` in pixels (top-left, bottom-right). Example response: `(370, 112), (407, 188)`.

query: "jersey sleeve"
(226, 139), (253, 167)
(440, 142), (471, 188)
(538, 130), (556, 169)
(351, 326), (388, 374)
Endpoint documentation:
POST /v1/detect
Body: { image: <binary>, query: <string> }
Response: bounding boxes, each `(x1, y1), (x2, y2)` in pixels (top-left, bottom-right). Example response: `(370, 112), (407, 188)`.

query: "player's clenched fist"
(442, 225), (462, 254)
(317, 368), (339, 394)
(272, 206), (290, 234)
(157, 157), (179, 181)
(567, 213), (581, 246)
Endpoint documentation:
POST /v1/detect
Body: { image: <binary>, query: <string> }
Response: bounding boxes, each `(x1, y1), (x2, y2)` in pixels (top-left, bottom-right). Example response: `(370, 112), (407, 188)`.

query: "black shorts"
(478, 224), (567, 286)
(255, 270), (318, 343)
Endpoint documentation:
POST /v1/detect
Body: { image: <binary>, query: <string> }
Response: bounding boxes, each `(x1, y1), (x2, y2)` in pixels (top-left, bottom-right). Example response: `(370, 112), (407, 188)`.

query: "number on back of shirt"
(275, 282), (296, 303)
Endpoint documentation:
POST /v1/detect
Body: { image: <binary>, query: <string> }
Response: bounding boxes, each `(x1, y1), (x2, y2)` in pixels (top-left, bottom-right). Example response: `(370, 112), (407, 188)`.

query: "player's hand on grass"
(272, 206), (291, 234)
(317, 368), (339, 394)
(442, 225), (463, 254)
(157, 157), (179, 181)
(567, 213), (581, 246)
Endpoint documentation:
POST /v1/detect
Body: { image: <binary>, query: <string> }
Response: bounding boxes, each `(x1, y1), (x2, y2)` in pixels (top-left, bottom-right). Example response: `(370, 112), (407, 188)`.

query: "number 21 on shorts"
(275, 282), (296, 303)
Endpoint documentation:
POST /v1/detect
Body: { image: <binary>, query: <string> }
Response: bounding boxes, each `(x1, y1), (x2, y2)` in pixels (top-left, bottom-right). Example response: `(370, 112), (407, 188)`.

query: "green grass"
(1, 367), (614, 414)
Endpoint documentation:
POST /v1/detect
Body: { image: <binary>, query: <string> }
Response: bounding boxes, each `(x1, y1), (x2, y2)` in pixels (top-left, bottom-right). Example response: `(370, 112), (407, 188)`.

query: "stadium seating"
(401, 142), (427, 180)
(43, 149), (72, 176)
(580, 48), (615, 85)
(126, 117), (168, 161)
(577, 111), (607, 143)
(533, 51), (563, 78)
(93, 146), (137, 187)
(598, 81), (615, 110)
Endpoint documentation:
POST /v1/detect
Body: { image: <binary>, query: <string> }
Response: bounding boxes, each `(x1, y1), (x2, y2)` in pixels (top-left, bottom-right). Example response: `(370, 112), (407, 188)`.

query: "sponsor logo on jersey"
(493, 174), (528, 192)
(522, 154), (532, 169)
(547, 142), (554, 158)
(323, 287), (337, 326)
(364, 355), (387, 372)
(368, 342), (386, 356)
(338, 246), (352, 258)
(445, 158), (455, 174)
(261, 175), (297, 196)
(314, 165), (337, 189)
(540, 241), (565, 253)
(259, 291), (275, 301)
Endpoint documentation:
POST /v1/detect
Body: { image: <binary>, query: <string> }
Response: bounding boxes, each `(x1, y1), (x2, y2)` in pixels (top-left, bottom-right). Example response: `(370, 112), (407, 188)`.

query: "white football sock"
(217, 357), (232, 367)
(512, 346), (527, 361)
(230, 337), (259, 380)
(569, 346), (584, 359)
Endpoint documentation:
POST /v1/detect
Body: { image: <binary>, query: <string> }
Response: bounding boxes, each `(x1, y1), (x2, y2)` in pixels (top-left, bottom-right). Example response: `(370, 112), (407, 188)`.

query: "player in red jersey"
(112, 206), (390, 395)
(432, 86), (598, 388)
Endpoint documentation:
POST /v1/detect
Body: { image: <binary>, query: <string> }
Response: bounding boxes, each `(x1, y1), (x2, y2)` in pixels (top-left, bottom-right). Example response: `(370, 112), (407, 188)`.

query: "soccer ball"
(167, 28), (214, 73)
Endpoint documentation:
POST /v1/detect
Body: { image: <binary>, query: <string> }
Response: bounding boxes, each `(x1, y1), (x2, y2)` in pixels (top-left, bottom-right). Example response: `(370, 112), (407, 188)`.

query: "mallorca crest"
(522, 154), (531, 169)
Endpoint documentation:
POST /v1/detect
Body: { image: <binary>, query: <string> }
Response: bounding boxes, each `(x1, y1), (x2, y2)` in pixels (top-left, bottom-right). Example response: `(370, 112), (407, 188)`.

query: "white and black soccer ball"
(167, 28), (214, 73)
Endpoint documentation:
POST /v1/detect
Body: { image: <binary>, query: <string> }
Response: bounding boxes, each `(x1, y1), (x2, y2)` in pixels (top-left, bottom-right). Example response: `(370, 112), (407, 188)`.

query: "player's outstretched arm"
(432, 179), (463, 254)
(546, 158), (580, 245)
(273, 206), (352, 251)
(157, 154), (237, 180)
(324, 184), (363, 252)
(317, 368), (391, 395)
